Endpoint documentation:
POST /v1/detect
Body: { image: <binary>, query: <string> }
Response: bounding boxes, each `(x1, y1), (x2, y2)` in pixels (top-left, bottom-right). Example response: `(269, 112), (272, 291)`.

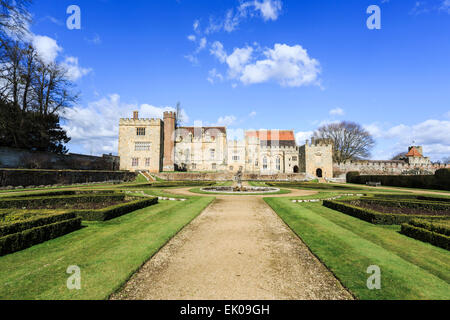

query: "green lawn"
(264, 197), (450, 300)
(0, 196), (214, 300)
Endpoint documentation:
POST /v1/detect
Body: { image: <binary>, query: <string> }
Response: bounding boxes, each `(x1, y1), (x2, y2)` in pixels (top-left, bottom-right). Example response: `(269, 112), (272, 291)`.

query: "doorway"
(316, 168), (323, 178)
(293, 165), (299, 173)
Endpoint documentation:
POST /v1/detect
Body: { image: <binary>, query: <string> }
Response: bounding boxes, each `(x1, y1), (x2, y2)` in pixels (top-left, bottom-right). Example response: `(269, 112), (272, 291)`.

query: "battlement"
(163, 111), (176, 119)
(305, 138), (333, 147)
(119, 118), (162, 125)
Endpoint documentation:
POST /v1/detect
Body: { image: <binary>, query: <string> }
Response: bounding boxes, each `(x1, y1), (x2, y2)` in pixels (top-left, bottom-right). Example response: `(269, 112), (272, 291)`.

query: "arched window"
(263, 157), (268, 169)
(276, 157), (281, 171)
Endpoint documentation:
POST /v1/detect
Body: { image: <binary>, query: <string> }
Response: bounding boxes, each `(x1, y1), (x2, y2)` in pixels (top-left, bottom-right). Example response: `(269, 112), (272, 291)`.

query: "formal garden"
(0, 175), (448, 300)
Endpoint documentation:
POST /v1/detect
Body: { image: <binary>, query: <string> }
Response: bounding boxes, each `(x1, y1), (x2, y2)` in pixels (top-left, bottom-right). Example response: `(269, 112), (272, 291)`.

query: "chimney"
(163, 111), (176, 171)
(133, 111), (139, 120)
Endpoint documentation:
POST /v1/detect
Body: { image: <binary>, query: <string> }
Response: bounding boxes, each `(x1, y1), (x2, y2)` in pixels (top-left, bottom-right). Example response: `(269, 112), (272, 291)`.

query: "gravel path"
(111, 188), (353, 300)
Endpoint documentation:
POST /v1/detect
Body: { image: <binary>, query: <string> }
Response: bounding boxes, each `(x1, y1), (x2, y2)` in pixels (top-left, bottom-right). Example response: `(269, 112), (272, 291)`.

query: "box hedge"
(0, 217), (82, 256)
(346, 169), (450, 191)
(350, 198), (450, 212)
(72, 197), (158, 221)
(371, 193), (450, 203)
(323, 200), (448, 225)
(401, 223), (450, 250)
(0, 211), (76, 237)
(0, 193), (126, 209)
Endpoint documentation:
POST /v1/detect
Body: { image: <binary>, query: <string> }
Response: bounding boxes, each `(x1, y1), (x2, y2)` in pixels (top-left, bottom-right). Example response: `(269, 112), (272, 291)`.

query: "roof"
(405, 147), (423, 157)
(245, 130), (295, 141)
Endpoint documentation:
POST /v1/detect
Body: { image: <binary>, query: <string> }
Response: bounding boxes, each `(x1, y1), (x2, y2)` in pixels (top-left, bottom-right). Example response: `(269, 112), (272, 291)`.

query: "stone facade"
(118, 115), (164, 173)
(118, 112), (334, 178)
(299, 139), (333, 179)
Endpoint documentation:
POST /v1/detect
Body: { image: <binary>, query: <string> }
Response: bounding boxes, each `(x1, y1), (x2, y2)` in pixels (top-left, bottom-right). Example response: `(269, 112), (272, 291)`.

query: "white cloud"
(214, 115), (237, 127)
(441, 0), (450, 13)
(295, 131), (313, 145)
(61, 56), (92, 81)
(329, 107), (344, 116)
(249, 111), (257, 118)
(364, 119), (450, 160)
(32, 35), (62, 64)
(199, 0), (283, 35)
(211, 43), (320, 87)
(62, 94), (189, 155)
(207, 68), (224, 84)
(187, 34), (196, 42)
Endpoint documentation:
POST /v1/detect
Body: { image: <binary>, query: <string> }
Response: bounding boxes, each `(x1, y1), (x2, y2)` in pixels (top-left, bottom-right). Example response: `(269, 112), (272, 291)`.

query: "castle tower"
(163, 111), (176, 171)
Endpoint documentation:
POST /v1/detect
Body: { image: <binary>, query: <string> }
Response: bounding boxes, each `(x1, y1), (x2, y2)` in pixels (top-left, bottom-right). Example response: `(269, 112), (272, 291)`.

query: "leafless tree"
(312, 121), (375, 163)
(443, 156), (450, 165)
(0, 0), (31, 38)
(391, 152), (406, 160)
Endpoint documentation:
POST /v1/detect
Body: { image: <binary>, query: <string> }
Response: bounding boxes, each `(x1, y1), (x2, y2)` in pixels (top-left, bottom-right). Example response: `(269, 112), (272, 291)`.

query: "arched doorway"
(293, 165), (299, 173)
(316, 168), (323, 178)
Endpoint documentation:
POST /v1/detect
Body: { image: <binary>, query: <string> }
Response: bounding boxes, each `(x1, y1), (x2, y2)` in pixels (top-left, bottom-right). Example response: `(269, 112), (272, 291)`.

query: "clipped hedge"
(408, 219), (450, 237)
(401, 223), (450, 250)
(0, 212), (76, 237)
(0, 217), (82, 256)
(371, 193), (450, 203)
(346, 169), (450, 191)
(0, 193), (125, 209)
(73, 197), (158, 221)
(350, 198), (450, 212)
(323, 200), (448, 225)
(266, 182), (359, 190)
(0, 190), (117, 199)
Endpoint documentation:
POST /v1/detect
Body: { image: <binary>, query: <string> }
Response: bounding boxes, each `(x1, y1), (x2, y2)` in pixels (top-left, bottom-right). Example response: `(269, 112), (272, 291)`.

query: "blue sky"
(27, 0), (450, 160)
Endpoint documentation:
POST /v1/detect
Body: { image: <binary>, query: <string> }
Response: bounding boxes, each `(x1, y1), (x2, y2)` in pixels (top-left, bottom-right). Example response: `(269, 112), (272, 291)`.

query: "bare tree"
(443, 156), (450, 165)
(391, 152), (406, 160)
(0, 0), (31, 38)
(312, 121), (375, 163)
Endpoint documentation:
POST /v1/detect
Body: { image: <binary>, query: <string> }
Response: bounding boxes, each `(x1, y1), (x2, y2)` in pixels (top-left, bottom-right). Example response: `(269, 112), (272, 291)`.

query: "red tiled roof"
(245, 130), (295, 141)
(405, 147), (423, 157)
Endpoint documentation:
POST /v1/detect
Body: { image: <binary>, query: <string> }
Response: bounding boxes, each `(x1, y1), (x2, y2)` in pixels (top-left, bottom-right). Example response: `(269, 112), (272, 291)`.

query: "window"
(132, 158), (139, 167)
(135, 142), (151, 151)
(136, 127), (146, 136)
(263, 157), (268, 169)
(212, 163), (217, 170)
(210, 149), (215, 160)
(276, 157), (281, 171)
(145, 158), (151, 166)
(192, 163), (196, 170)
(292, 156), (298, 161)
(255, 160), (259, 167)
(232, 156), (239, 161)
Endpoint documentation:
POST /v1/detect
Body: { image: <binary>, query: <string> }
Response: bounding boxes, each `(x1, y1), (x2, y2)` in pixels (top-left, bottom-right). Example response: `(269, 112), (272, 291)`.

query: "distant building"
(118, 111), (334, 178)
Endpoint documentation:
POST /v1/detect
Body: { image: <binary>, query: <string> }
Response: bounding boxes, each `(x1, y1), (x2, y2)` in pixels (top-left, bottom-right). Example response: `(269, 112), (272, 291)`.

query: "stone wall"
(333, 160), (449, 178)
(0, 169), (136, 187)
(154, 171), (307, 181)
(0, 147), (119, 171)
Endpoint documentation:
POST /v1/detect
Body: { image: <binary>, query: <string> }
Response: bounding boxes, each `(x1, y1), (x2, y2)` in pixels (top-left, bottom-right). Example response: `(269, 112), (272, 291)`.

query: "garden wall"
(0, 169), (136, 188)
(154, 172), (308, 181)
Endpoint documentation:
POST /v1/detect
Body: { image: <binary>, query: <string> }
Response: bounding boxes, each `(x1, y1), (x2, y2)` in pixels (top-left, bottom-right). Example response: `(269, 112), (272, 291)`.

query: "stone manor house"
(118, 111), (334, 178)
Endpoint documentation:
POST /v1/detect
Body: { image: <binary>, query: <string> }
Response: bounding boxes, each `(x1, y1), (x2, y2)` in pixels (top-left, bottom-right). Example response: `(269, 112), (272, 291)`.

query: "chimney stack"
(133, 111), (139, 120)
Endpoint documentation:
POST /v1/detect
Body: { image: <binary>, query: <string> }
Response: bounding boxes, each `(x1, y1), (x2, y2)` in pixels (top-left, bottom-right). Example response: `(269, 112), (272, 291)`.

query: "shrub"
(371, 193), (450, 203)
(0, 217), (82, 256)
(123, 181), (216, 188)
(0, 193), (126, 209)
(401, 223), (450, 250)
(0, 212), (76, 237)
(73, 197), (158, 221)
(408, 219), (450, 237)
(347, 170), (450, 191)
(346, 171), (360, 182)
(323, 200), (448, 225)
(350, 198), (450, 212)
